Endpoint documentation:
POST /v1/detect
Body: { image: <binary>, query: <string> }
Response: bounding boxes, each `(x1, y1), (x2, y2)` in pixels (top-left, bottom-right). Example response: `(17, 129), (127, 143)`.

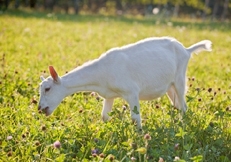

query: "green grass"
(0, 9), (231, 162)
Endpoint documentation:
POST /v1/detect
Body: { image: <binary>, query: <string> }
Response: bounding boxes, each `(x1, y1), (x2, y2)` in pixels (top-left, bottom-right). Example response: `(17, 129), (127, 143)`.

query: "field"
(0, 9), (231, 162)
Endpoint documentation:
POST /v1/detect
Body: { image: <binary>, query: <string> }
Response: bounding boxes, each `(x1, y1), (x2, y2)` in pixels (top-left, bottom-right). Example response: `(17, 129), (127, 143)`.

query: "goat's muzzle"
(38, 106), (49, 116)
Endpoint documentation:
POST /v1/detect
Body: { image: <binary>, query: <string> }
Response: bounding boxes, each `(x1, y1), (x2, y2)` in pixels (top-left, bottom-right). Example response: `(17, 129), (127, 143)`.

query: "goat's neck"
(62, 60), (102, 96)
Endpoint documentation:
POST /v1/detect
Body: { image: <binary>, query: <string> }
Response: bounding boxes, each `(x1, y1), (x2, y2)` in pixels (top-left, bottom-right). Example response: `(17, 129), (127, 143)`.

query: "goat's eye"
(45, 88), (50, 92)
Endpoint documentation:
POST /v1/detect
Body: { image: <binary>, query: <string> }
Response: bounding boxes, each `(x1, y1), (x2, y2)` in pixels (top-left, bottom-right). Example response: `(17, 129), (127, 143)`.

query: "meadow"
(0, 9), (231, 162)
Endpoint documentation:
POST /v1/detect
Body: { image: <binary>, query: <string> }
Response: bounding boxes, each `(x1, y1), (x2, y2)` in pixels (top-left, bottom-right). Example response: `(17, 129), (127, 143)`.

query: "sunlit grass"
(0, 9), (231, 161)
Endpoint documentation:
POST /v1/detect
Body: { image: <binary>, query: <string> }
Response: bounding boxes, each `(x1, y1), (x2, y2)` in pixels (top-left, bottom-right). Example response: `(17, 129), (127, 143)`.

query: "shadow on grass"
(2, 9), (231, 32)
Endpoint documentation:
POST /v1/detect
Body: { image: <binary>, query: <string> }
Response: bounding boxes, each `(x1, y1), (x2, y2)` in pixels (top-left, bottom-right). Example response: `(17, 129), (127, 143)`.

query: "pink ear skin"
(49, 66), (59, 83)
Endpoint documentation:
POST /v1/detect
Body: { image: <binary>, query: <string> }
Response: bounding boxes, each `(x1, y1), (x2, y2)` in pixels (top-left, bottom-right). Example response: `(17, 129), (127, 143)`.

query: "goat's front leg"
(102, 98), (114, 122)
(125, 94), (142, 129)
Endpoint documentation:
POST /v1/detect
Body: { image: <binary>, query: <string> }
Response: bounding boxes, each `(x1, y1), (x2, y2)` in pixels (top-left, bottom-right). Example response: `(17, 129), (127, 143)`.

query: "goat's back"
(97, 37), (189, 99)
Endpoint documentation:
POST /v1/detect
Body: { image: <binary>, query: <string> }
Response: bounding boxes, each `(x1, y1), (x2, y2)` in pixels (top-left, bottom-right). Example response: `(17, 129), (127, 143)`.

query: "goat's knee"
(102, 112), (110, 122)
(174, 101), (187, 116)
(131, 114), (142, 129)
(182, 103), (187, 113)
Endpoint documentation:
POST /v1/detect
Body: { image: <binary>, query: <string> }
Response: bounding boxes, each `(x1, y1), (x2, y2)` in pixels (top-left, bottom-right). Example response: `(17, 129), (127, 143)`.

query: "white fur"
(38, 37), (212, 129)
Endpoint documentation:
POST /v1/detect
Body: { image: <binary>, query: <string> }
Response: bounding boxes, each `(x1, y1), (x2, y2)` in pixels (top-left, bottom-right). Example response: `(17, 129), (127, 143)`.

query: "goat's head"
(38, 66), (66, 116)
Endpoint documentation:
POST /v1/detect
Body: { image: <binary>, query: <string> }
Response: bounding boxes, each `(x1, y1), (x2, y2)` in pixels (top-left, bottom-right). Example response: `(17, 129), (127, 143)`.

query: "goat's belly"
(139, 93), (164, 100)
(139, 84), (171, 100)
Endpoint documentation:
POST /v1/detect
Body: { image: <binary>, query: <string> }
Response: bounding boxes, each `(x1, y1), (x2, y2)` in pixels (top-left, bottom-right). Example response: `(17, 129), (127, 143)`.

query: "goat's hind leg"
(167, 85), (180, 108)
(171, 77), (188, 114)
(102, 98), (114, 122)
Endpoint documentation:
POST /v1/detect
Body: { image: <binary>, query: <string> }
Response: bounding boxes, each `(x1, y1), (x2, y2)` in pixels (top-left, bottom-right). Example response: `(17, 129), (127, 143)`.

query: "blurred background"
(0, 0), (230, 21)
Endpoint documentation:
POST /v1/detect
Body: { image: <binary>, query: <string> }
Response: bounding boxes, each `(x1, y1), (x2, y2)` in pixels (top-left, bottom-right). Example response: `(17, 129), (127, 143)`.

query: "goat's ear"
(40, 76), (45, 81)
(49, 66), (61, 84)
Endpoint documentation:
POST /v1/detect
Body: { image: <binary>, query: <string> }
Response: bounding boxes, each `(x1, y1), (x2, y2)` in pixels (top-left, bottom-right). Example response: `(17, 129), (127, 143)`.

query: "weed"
(0, 9), (230, 161)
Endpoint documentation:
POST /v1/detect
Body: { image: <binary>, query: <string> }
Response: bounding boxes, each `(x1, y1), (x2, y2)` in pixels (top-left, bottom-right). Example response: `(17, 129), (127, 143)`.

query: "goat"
(38, 37), (212, 129)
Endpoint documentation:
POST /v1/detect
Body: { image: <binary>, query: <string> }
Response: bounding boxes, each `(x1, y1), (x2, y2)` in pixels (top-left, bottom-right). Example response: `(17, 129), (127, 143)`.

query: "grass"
(0, 9), (231, 162)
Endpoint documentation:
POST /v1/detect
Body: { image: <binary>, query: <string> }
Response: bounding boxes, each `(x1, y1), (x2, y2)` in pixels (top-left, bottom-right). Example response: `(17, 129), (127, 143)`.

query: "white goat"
(38, 37), (212, 129)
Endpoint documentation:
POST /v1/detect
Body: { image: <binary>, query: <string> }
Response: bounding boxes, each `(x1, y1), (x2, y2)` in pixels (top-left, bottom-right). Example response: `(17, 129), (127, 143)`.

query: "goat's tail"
(186, 40), (212, 54)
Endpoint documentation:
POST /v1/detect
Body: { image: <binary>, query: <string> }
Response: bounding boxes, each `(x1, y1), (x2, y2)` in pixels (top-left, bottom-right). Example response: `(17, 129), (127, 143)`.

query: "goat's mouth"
(39, 106), (50, 116)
